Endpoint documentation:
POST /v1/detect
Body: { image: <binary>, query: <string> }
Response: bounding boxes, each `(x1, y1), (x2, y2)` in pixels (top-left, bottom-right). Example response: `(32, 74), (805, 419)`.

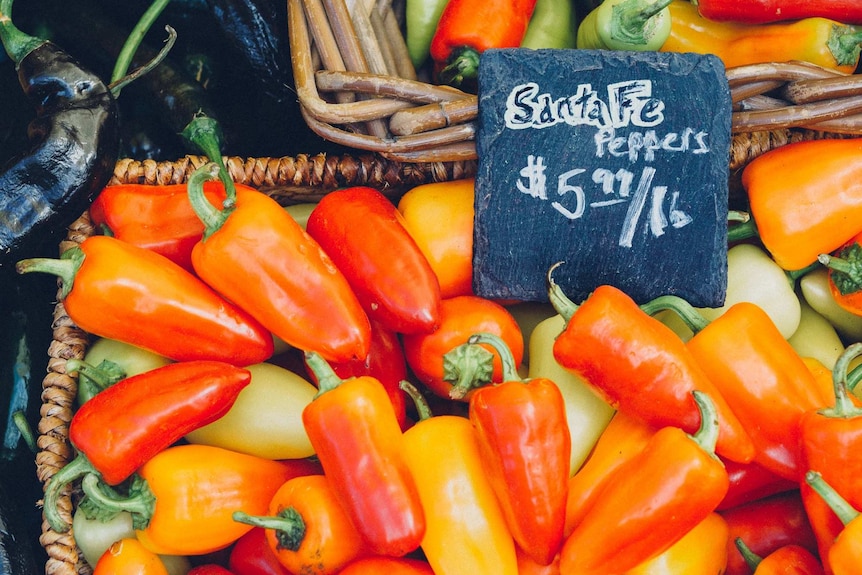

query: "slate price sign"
(473, 48), (731, 307)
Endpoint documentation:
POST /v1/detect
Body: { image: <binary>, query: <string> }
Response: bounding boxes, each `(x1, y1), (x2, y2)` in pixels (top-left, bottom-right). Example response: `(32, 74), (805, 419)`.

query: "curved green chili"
(406, 0), (451, 68)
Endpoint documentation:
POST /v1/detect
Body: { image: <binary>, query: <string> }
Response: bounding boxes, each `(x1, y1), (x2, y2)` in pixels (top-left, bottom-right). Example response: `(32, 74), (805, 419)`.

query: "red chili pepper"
(559, 391), (729, 574)
(89, 181), (237, 272)
(70, 360), (252, 485)
(302, 352), (425, 557)
(735, 539), (824, 575)
(719, 491), (819, 575)
(718, 459), (798, 512)
(429, 0), (537, 86)
(15, 235), (274, 365)
(187, 163), (371, 363)
(694, 0), (862, 24)
(229, 527), (291, 575)
(322, 319), (409, 430)
(467, 332), (570, 566)
(306, 186), (442, 335)
(685, 301), (824, 481)
(549, 276), (755, 465)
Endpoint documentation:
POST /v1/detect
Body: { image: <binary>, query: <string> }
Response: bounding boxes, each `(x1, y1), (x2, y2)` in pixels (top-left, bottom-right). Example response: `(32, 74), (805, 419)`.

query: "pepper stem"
(438, 47), (480, 87)
(400, 380), (434, 421)
(819, 244), (862, 296)
(639, 294), (710, 334)
(43, 454), (99, 533)
(111, 0), (172, 84)
(827, 25), (862, 67)
(182, 114), (237, 203)
(610, 0), (674, 47)
(821, 342), (862, 419)
(727, 217), (759, 244)
(547, 261), (580, 323)
(15, 247), (85, 300)
(66, 358), (127, 404)
(79, 473), (156, 530)
(467, 332), (521, 383)
(441, 342), (494, 400)
(187, 162), (233, 241)
(0, 0), (44, 65)
(734, 538), (763, 571)
(304, 351), (345, 397)
(805, 470), (859, 526)
(233, 508), (306, 552)
(689, 390), (720, 456)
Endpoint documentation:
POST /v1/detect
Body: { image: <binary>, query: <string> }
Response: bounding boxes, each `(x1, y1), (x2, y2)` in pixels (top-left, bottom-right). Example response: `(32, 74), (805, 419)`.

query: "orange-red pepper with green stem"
(187, 163), (371, 363)
(819, 232), (862, 317)
(302, 352), (425, 557)
(549, 268), (755, 465)
(805, 471), (862, 574)
(559, 391), (730, 574)
(430, 0), (537, 86)
(15, 234), (274, 365)
(466, 332), (570, 566)
(735, 539), (824, 575)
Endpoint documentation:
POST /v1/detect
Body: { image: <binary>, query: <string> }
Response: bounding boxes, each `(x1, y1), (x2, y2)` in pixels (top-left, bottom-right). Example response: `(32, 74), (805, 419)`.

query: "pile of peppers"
(17, 125), (862, 573)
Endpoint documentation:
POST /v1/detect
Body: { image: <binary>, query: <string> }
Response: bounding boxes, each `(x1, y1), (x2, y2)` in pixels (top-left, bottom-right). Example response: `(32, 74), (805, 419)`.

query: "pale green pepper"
(800, 267), (862, 344)
(576, 0), (673, 50)
(788, 299), (845, 370)
(528, 314), (615, 475)
(521, 0), (577, 49)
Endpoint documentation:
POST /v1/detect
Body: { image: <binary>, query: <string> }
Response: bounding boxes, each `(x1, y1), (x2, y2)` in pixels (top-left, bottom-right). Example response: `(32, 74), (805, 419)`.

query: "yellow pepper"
(624, 512), (729, 574)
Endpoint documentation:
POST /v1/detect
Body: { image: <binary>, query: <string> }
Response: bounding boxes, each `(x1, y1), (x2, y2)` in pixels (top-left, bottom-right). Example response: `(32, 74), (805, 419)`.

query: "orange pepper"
(338, 557), (435, 575)
(233, 475), (368, 575)
(92, 538), (168, 575)
(805, 471), (862, 575)
(741, 138), (862, 272)
(661, 0), (862, 73)
(397, 179), (475, 299)
(735, 539), (824, 575)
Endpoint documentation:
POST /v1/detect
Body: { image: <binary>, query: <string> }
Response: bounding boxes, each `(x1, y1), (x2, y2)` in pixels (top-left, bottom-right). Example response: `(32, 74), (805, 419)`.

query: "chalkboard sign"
(473, 49), (731, 307)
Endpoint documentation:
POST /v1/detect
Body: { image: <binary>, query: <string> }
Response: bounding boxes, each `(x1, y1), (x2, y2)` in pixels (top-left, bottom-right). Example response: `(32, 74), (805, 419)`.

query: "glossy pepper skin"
(576, 0), (673, 51)
(718, 459), (797, 512)
(687, 301), (824, 481)
(805, 471), (862, 575)
(694, 0), (862, 25)
(735, 539), (824, 575)
(229, 527), (291, 575)
(302, 352), (425, 557)
(88, 181), (239, 272)
(550, 280), (755, 465)
(187, 164), (371, 363)
(624, 512), (729, 575)
(306, 186), (442, 335)
(742, 138), (862, 272)
(820, 232), (862, 317)
(71, 360), (251, 485)
(92, 538), (168, 575)
(429, 0), (537, 86)
(559, 391), (729, 574)
(661, 1), (862, 73)
(0, 0), (118, 267)
(467, 332), (570, 566)
(16, 235), (274, 365)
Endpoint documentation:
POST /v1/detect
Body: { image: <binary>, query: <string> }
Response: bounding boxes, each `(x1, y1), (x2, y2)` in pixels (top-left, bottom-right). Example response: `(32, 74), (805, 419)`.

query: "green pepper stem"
(467, 332), (521, 383)
(612, 0), (674, 45)
(79, 473), (155, 530)
(441, 342), (495, 399)
(12, 411), (36, 454)
(727, 217), (759, 244)
(639, 294), (710, 334)
(827, 25), (862, 67)
(805, 470), (859, 526)
(187, 162), (233, 241)
(304, 351), (345, 397)
(689, 390), (720, 456)
(734, 537), (763, 571)
(0, 0), (44, 65)
(42, 454), (100, 533)
(15, 247), (85, 300)
(108, 25), (177, 96)
(111, 0), (172, 84)
(821, 342), (862, 419)
(438, 46), (480, 86)
(233, 509), (306, 551)
(182, 114), (236, 203)
(399, 380), (434, 421)
(547, 261), (580, 323)
(66, 358), (127, 404)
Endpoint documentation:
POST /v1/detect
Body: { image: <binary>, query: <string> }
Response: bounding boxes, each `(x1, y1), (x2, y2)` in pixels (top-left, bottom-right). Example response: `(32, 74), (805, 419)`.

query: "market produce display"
(5, 0), (862, 573)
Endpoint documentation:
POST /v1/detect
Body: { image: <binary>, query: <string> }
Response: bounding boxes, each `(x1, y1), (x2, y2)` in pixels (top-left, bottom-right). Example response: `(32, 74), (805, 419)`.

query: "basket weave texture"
(35, 134), (849, 574)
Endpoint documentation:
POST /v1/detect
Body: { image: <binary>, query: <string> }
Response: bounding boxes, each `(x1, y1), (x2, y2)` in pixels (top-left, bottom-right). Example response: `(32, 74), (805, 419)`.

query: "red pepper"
(15, 235), (274, 365)
(338, 557), (435, 575)
(685, 301), (824, 481)
(188, 566), (236, 575)
(735, 539), (824, 575)
(89, 181), (237, 272)
(694, 0), (862, 24)
(718, 459), (798, 512)
(719, 491), (819, 575)
(550, 277), (755, 465)
(323, 319), (410, 430)
(559, 391), (729, 574)
(306, 186), (442, 335)
(229, 527), (291, 575)
(187, 163), (371, 363)
(798, 343), (862, 565)
(467, 332), (570, 566)
(302, 352), (425, 557)
(429, 0), (537, 86)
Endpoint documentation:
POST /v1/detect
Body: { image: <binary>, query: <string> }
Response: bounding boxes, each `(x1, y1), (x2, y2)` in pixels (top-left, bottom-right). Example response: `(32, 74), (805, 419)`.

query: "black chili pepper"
(0, 0), (119, 266)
